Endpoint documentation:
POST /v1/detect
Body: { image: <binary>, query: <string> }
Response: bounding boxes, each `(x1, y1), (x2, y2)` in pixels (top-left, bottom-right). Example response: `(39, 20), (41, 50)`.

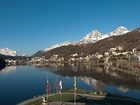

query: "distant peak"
(78, 30), (103, 44)
(91, 30), (100, 33)
(90, 30), (102, 35)
(78, 26), (130, 45)
(84, 30), (102, 38)
(115, 26), (128, 31)
(107, 26), (129, 36)
(0, 48), (25, 56)
(117, 26), (127, 29)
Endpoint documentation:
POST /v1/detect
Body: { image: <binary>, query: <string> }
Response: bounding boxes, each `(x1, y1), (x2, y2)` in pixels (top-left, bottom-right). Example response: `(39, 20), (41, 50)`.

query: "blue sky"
(0, 0), (140, 55)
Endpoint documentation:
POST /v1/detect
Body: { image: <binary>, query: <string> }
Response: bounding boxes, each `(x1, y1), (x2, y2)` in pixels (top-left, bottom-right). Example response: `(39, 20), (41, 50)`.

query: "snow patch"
(42, 41), (71, 52)
(78, 26), (129, 44)
(107, 26), (129, 36)
(0, 48), (25, 56)
(78, 30), (103, 44)
(35, 26), (130, 55)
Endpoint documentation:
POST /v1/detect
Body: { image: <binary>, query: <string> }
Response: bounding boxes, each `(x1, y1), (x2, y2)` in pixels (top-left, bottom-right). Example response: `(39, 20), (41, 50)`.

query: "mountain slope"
(33, 42), (71, 57)
(78, 26), (129, 44)
(87, 28), (139, 54)
(35, 27), (140, 59)
(43, 42), (71, 52)
(33, 26), (130, 57)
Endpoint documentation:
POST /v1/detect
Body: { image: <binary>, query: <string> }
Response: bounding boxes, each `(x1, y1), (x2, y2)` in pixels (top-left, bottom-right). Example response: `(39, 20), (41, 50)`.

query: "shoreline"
(17, 92), (140, 105)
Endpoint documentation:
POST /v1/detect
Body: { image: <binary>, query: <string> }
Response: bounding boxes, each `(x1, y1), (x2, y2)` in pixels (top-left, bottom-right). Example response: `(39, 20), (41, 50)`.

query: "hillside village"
(1, 27), (140, 68)
(31, 46), (140, 65)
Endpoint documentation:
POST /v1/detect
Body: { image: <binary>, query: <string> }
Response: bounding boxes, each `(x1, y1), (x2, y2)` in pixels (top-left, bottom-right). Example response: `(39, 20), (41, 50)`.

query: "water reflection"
(118, 86), (129, 93)
(33, 63), (140, 99)
(79, 77), (105, 92)
(0, 66), (16, 73)
(34, 63), (140, 91)
(0, 65), (140, 105)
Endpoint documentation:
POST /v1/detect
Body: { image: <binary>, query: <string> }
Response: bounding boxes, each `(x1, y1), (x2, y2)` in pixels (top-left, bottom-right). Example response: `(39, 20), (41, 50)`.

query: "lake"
(0, 64), (140, 105)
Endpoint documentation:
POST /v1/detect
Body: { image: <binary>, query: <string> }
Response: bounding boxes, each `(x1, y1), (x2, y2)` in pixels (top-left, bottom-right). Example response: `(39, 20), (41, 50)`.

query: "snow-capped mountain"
(78, 26), (129, 44)
(33, 26), (130, 56)
(78, 30), (103, 44)
(33, 42), (71, 57)
(107, 26), (129, 36)
(0, 48), (25, 56)
(42, 41), (71, 52)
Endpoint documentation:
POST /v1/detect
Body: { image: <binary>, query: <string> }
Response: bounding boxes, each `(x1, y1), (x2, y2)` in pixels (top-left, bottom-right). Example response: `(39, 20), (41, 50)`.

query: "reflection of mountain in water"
(0, 66), (16, 73)
(75, 76), (129, 93)
(118, 86), (129, 93)
(79, 77), (97, 85)
(79, 77), (105, 92)
(35, 63), (140, 90)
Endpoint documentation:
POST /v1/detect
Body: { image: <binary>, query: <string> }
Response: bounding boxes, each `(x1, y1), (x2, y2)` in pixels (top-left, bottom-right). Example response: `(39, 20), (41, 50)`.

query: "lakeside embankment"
(18, 90), (140, 105)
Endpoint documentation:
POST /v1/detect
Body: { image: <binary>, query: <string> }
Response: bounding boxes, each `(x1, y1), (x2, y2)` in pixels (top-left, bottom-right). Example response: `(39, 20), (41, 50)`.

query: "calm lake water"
(0, 64), (140, 105)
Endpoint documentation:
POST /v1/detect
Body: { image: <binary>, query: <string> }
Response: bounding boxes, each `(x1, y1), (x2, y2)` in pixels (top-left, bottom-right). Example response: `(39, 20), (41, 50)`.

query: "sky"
(0, 0), (140, 55)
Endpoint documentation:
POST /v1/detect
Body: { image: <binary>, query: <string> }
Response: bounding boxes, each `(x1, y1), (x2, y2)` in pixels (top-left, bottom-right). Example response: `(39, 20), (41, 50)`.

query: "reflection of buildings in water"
(96, 67), (103, 73)
(105, 69), (110, 74)
(110, 72), (119, 78)
(1, 66), (16, 73)
(104, 64), (140, 81)
(104, 63), (113, 70)
(85, 64), (92, 71)
(70, 63), (123, 80)
(49, 63), (59, 69)
(104, 69), (137, 80)
(118, 86), (129, 93)
(33, 63), (47, 69)
(104, 69), (122, 79)
(69, 63), (93, 72)
(33, 63), (43, 67)
(79, 77), (105, 92)
(70, 64), (78, 72)
(104, 64), (123, 79)
(34, 63), (64, 70)
(50, 63), (64, 69)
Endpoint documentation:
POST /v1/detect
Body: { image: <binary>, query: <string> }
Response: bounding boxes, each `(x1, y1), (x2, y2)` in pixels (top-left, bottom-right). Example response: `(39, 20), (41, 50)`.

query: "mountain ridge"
(33, 26), (130, 56)
(0, 48), (25, 57)
(33, 27), (140, 58)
